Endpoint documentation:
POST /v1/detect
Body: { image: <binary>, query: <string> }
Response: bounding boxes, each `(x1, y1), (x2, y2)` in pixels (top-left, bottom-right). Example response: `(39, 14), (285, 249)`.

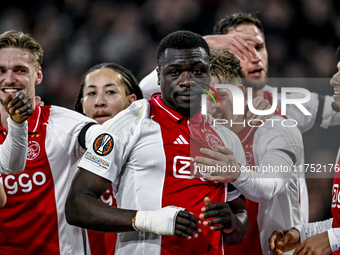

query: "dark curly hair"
(157, 30), (210, 66)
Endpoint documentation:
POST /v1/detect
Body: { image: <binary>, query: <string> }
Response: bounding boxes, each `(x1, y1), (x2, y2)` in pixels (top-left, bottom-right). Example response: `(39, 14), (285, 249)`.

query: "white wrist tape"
(134, 206), (185, 235)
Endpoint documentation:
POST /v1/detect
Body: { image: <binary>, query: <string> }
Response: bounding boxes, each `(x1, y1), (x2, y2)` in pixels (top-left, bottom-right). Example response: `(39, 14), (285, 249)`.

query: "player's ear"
(35, 67), (43, 85)
(81, 98), (86, 115)
(127, 94), (137, 105)
(156, 67), (160, 86)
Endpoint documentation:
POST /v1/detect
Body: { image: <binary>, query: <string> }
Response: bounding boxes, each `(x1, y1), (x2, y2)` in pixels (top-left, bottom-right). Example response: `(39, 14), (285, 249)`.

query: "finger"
(226, 44), (247, 61)
(12, 99), (31, 114)
(198, 147), (234, 161)
(293, 243), (305, 255)
(175, 223), (198, 239)
(232, 36), (257, 61)
(199, 147), (222, 158)
(195, 156), (219, 167)
(200, 202), (230, 215)
(177, 211), (201, 225)
(201, 208), (231, 222)
(14, 100), (32, 114)
(269, 232), (279, 250)
(204, 197), (212, 207)
(236, 34), (264, 51)
(9, 91), (25, 107)
(202, 175), (226, 183)
(216, 146), (235, 156)
(277, 233), (294, 247)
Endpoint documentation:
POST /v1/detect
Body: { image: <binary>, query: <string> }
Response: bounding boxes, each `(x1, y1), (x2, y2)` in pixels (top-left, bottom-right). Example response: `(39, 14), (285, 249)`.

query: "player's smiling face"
(0, 47), (42, 107)
(157, 47), (210, 117)
(330, 61), (340, 112)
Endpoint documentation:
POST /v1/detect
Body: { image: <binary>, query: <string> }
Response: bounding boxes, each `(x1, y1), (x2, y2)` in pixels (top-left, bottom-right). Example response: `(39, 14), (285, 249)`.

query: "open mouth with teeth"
(248, 68), (264, 77)
(334, 91), (340, 98)
(2, 88), (21, 94)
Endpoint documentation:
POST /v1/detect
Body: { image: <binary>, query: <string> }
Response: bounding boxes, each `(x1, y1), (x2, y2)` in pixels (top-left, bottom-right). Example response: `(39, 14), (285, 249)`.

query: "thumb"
(2, 93), (13, 107)
(204, 197), (212, 206)
(277, 234), (293, 247)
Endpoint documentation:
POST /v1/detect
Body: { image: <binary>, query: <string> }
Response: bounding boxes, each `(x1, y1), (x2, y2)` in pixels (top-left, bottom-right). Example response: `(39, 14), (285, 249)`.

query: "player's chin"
(243, 78), (266, 90)
(332, 100), (340, 112)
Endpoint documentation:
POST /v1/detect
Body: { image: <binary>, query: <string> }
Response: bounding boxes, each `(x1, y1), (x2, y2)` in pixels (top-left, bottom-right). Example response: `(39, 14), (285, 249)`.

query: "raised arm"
(0, 92), (33, 174)
(203, 33), (262, 62)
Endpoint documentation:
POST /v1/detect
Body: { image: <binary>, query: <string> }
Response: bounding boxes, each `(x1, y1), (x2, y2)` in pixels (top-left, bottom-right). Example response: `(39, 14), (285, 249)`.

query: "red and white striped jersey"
(332, 152), (340, 254)
(79, 96), (246, 255)
(0, 105), (95, 255)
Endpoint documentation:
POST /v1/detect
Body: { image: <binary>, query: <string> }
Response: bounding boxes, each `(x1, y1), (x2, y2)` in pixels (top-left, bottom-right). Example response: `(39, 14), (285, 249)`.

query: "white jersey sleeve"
(48, 106), (96, 161)
(294, 218), (336, 245)
(264, 85), (340, 132)
(0, 117), (28, 174)
(212, 125), (246, 202)
(78, 99), (150, 183)
(231, 116), (304, 203)
(139, 69), (160, 100)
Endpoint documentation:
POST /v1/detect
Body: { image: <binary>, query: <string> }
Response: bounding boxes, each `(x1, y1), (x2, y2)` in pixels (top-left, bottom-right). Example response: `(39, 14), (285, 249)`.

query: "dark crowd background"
(1, 0), (340, 223)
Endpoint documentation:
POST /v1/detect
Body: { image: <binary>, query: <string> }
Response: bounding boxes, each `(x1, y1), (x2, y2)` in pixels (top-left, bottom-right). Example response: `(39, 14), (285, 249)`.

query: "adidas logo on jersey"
(174, 135), (189, 145)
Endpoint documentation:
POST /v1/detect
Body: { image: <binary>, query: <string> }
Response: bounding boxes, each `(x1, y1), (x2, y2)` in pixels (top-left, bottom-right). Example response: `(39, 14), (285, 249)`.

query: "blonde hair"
(0, 31), (43, 68)
(210, 49), (243, 85)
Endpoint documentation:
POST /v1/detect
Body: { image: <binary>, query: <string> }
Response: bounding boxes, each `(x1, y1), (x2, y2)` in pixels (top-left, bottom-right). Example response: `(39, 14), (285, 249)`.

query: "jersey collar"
(152, 95), (187, 122)
(0, 105), (42, 134)
(27, 105), (42, 133)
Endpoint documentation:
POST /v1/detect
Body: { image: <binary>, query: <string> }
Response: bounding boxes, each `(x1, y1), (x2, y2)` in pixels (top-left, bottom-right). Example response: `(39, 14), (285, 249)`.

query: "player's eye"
(170, 70), (179, 76)
(15, 69), (26, 73)
(193, 69), (203, 75)
(87, 91), (96, 96)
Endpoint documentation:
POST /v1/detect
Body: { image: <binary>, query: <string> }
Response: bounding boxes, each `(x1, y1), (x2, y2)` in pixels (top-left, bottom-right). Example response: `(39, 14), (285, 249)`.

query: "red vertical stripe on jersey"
(332, 156), (340, 255)
(0, 106), (61, 254)
(150, 96), (226, 255)
(224, 125), (262, 255)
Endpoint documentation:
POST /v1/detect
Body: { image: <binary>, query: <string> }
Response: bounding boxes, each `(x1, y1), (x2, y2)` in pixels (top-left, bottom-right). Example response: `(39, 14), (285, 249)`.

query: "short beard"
(332, 102), (340, 112)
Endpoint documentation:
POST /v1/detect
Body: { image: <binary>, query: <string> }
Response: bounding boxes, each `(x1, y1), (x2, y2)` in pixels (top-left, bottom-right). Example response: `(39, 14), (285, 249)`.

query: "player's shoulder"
(211, 124), (242, 148)
(257, 116), (303, 145)
(100, 99), (151, 134)
(48, 105), (93, 121)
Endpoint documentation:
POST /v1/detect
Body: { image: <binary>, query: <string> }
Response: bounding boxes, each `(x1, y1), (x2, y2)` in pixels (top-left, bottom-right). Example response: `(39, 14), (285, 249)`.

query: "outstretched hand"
(195, 146), (241, 183)
(269, 228), (300, 255)
(292, 232), (331, 255)
(203, 33), (263, 61)
(174, 210), (201, 239)
(2, 92), (34, 123)
(199, 197), (237, 233)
